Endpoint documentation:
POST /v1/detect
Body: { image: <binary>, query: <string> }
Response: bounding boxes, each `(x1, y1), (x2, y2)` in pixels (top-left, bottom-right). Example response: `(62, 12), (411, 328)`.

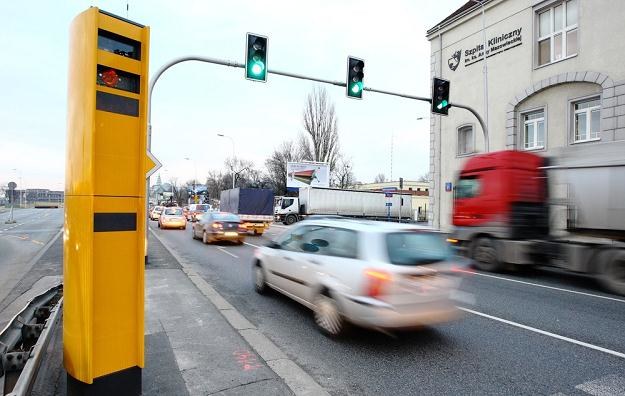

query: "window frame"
(456, 123), (475, 157)
(570, 96), (601, 144)
(520, 107), (547, 151)
(535, 0), (578, 68)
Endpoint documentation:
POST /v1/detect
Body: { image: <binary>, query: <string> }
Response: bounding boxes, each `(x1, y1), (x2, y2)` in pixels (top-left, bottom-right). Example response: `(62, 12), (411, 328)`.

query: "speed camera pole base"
(67, 367), (141, 396)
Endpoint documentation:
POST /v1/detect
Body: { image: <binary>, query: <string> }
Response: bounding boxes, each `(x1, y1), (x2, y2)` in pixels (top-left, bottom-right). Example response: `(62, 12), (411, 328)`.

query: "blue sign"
(384, 192), (393, 198)
(445, 182), (453, 192)
(382, 187), (397, 192)
(385, 202), (393, 207)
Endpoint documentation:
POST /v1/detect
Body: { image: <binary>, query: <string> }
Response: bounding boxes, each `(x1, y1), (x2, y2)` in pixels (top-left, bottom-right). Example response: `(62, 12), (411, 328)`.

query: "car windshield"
(154, 207), (163, 212)
(196, 204), (209, 211)
(164, 208), (183, 216)
(212, 213), (240, 222)
(386, 232), (451, 265)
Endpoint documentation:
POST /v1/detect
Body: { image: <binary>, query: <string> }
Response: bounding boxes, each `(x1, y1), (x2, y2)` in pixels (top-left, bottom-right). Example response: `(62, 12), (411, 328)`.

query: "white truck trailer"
(275, 187), (413, 225)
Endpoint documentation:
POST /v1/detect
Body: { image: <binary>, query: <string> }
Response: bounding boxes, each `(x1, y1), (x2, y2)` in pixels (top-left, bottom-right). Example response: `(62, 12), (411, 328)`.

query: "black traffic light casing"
(432, 77), (450, 115)
(246, 33), (268, 82)
(346, 56), (365, 99)
(399, 177), (404, 189)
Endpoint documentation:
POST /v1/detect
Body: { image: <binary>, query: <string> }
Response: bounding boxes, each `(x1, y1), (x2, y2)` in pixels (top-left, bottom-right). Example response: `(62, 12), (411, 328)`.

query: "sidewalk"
(18, 233), (301, 395)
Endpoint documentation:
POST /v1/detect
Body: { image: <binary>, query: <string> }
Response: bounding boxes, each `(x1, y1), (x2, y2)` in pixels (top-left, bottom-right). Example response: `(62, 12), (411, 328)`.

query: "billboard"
(286, 161), (330, 188)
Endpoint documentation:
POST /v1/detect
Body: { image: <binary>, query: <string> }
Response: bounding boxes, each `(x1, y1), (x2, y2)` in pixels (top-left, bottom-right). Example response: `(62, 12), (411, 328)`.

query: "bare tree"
(332, 156), (355, 189)
(417, 172), (431, 183)
(265, 140), (303, 195)
(300, 86), (340, 170)
(374, 173), (387, 183)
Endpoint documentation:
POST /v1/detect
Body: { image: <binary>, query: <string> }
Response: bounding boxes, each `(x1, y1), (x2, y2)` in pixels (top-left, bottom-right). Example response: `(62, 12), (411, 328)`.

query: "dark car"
(192, 212), (246, 244)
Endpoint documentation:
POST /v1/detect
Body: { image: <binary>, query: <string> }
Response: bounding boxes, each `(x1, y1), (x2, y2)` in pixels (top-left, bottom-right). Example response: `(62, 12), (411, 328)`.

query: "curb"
(149, 228), (329, 396)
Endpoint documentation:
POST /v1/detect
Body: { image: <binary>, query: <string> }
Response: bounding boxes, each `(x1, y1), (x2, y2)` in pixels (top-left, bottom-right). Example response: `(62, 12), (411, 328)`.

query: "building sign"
(286, 161), (330, 188)
(445, 182), (453, 192)
(449, 27), (523, 70)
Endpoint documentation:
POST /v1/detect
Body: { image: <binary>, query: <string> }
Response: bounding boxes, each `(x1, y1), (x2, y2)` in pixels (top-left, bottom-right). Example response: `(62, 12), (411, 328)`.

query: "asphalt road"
(0, 208), (63, 306)
(152, 221), (625, 395)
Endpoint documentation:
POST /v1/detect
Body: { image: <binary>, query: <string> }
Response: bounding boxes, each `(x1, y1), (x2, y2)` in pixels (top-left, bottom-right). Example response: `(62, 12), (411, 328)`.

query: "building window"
(573, 98), (600, 142)
(537, 0), (578, 66)
(522, 110), (545, 150)
(457, 125), (474, 156)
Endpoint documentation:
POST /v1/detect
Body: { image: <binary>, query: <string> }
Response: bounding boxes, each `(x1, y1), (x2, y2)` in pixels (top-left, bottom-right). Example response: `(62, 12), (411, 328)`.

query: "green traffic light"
(351, 84), (360, 94)
(436, 99), (448, 110)
(251, 61), (264, 76)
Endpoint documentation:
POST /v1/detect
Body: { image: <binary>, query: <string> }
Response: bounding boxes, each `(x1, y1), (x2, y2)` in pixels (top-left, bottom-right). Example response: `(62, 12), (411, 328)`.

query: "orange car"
(158, 207), (187, 230)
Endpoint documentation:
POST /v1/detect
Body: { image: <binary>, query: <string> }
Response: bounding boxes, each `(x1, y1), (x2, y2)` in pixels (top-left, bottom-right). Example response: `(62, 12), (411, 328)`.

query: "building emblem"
(448, 50), (461, 71)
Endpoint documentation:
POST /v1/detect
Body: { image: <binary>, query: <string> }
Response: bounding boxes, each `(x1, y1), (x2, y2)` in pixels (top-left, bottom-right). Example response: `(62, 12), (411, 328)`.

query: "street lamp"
(217, 133), (236, 189)
(184, 157), (198, 201)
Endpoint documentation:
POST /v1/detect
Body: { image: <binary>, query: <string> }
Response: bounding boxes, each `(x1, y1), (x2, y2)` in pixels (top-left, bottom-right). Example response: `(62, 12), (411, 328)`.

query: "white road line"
(458, 269), (625, 304)
(575, 374), (625, 396)
(216, 247), (239, 259)
(270, 224), (289, 229)
(244, 242), (261, 248)
(459, 307), (625, 359)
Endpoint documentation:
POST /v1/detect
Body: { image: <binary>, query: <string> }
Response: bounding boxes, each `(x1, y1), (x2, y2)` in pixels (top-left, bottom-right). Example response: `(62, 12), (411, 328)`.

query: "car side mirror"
(301, 243), (320, 253)
(266, 241), (281, 249)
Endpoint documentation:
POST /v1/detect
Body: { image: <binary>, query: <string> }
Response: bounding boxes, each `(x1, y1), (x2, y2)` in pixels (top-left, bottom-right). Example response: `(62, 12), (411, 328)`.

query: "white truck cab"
(274, 197), (300, 225)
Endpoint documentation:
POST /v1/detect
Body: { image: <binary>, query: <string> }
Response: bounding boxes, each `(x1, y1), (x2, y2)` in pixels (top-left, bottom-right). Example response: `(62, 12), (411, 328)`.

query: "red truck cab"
(452, 150), (549, 269)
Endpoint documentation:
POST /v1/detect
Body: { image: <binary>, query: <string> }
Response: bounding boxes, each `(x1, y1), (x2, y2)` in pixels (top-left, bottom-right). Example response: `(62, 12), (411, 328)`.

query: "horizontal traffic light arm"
(147, 55), (488, 152)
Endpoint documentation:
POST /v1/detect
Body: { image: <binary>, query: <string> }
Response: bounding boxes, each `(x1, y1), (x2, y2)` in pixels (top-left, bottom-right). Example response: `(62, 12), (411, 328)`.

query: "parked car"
(149, 206), (164, 221)
(158, 207), (187, 230)
(192, 212), (246, 244)
(187, 203), (211, 222)
(252, 219), (466, 337)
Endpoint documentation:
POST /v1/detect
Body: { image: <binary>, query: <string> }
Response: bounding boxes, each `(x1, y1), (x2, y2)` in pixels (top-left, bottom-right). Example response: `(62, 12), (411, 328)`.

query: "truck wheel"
(472, 237), (503, 272)
(599, 250), (625, 296)
(285, 214), (297, 225)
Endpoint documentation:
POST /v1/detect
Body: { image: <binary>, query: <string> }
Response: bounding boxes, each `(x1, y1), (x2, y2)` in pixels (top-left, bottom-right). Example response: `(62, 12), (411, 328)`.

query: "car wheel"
(313, 292), (346, 337)
(202, 231), (210, 244)
(254, 263), (268, 294)
(472, 237), (502, 272)
(285, 214), (297, 225)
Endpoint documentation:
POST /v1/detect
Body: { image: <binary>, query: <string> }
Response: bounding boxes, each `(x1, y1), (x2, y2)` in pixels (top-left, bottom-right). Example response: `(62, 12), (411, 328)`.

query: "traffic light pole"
(146, 56), (490, 215)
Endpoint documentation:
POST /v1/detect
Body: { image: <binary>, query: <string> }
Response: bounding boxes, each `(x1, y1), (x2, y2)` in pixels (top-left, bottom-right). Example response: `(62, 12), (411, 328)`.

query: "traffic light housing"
(432, 77), (450, 115)
(346, 56), (364, 99)
(246, 33), (267, 82)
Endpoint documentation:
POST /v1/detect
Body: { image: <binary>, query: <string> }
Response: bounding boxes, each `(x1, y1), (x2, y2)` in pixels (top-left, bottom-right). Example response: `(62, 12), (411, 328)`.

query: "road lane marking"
(575, 374), (625, 396)
(457, 269), (625, 304)
(217, 247), (239, 259)
(31, 240), (45, 245)
(459, 307), (625, 359)
(244, 242), (261, 248)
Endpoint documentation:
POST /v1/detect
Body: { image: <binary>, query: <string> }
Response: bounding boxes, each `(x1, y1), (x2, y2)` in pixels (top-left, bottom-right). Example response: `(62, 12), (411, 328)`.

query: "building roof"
(426, 0), (493, 36)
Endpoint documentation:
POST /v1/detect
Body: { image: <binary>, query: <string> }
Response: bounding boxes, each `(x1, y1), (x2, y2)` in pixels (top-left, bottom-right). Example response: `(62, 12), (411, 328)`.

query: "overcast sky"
(0, 0), (465, 190)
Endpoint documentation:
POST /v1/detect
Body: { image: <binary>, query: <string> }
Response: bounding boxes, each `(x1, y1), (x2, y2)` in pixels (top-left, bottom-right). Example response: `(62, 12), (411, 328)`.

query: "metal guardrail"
(0, 285), (63, 396)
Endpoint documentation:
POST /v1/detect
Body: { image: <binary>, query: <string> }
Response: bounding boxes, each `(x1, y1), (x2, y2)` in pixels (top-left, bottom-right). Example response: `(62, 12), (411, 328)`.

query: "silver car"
(253, 219), (466, 337)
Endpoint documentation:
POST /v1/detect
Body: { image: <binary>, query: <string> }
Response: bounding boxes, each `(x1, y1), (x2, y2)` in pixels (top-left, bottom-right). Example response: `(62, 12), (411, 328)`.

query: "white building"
(427, 0), (625, 230)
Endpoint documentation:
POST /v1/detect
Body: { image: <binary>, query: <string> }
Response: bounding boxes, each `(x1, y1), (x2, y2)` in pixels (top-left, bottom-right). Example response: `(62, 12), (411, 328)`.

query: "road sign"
(384, 192), (393, 198)
(445, 182), (453, 192)
(385, 202), (393, 207)
(382, 187), (397, 192)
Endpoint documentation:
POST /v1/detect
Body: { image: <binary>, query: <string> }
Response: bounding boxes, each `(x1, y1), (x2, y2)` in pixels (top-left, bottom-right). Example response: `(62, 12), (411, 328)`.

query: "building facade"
(427, 0), (625, 230)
